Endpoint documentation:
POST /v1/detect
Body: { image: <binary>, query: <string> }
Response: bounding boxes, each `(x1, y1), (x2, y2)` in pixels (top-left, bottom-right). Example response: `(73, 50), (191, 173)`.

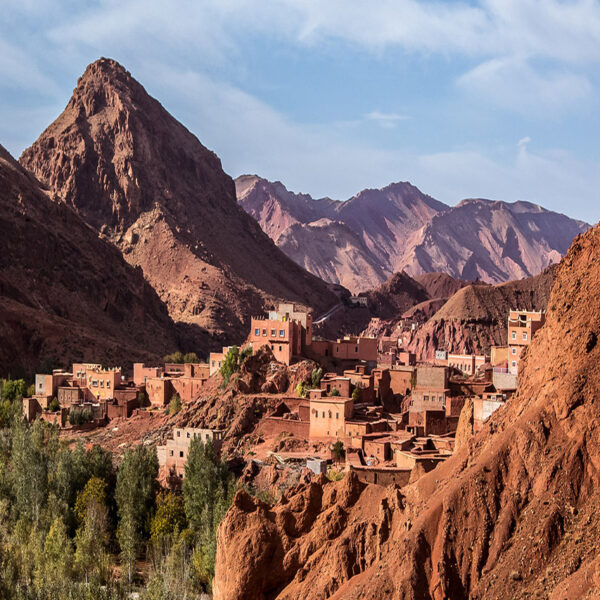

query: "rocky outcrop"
(214, 223), (600, 599)
(407, 266), (557, 358)
(0, 143), (179, 374)
(20, 59), (337, 346)
(236, 175), (588, 293)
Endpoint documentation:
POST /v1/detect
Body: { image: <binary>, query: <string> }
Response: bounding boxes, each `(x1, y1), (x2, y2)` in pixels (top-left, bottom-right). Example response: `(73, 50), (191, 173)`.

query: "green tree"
(150, 492), (186, 543)
(219, 346), (239, 386)
(332, 440), (345, 463)
(351, 387), (361, 402)
(116, 445), (158, 589)
(311, 367), (323, 388)
(48, 397), (60, 412)
(0, 379), (28, 426)
(35, 517), (73, 593)
(239, 345), (253, 365)
(183, 438), (234, 590)
(164, 351), (185, 364)
(169, 394), (182, 416)
(183, 352), (199, 364)
(329, 387), (340, 397)
(75, 477), (107, 524)
(295, 382), (307, 398)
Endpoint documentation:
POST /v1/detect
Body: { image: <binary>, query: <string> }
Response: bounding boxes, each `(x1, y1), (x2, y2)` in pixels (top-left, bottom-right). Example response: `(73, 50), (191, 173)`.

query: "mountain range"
(236, 175), (590, 293)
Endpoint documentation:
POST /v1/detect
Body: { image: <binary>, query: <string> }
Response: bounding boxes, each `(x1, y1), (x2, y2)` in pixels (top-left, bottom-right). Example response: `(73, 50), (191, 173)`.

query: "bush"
(311, 367), (323, 388)
(296, 382), (307, 398)
(220, 346), (240, 386)
(328, 387), (340, 397)
(351, 387), (361, 402)
(69, 407), (93, 426)
(183, 352), (199, 364)
(239, 345), (253, 365)
(332, 440), (345, 462)
(169, 395), (182, 416)
(49, 397), (60, 412)
(164, 351), (185, 364)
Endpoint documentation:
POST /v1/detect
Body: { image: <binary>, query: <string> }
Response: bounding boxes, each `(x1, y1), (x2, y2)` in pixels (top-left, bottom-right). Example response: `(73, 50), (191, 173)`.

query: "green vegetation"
(0, 378), (28, 427)
(68, 406), (93, 426)
(295, 381), (308, 398)
(164, 351), (201, 364)
(326, 469), (345, 482)
(0, 418), (235, 598)
(351, 387), (361, 402)
(332, 440), (345, 462)
(328, 387), (340, 397)
(48, 397), (60, 412)
(168, 394), (182, 415)
(311, 367), (323, 388)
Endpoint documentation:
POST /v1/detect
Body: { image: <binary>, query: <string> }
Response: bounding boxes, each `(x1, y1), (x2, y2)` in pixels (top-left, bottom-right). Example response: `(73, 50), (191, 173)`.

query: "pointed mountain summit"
(21, 59), (337, 341)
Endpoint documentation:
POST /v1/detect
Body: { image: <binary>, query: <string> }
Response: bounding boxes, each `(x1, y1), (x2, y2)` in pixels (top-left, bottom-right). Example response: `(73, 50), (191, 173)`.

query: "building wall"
(473, 398), (504, 432)
(84, 367), (121, 401)
(423, 410), (448, 436)
(309, 398), (353, 439)
(490, 346), (509, 366)
(320, 376), (352, 398)
(349, 465), (411, 486)
(415, 366), (448, 389)
(133, 363), (163, 386)
(58, 386), (82, 407)
(260, 417), (310, 439)
(171, 376), (207, 404)
(146, 378), (173, 407)
(410, 388), (447, 412)
(250, 318), (299, 364)
(389, 368), (414, 396)
(363, 439), (391, 461)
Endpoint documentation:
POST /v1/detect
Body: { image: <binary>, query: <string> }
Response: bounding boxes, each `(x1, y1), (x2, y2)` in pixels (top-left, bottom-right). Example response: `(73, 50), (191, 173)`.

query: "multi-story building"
(308, 389), (354, 440)
(447, 353), (486, 376)
(507, 310), (546, 374)
(157, 427), (224, 479)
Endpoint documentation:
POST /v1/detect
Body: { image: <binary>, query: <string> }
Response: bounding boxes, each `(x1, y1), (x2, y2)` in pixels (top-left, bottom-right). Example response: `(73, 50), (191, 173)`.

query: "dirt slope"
(213, 224), (600, 599)
(20, 59), (337, 344)
(0, 143), (179, 375)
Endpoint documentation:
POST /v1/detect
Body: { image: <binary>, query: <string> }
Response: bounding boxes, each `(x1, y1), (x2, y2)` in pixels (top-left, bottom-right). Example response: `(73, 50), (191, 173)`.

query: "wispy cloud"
(365, 110), (409, 128)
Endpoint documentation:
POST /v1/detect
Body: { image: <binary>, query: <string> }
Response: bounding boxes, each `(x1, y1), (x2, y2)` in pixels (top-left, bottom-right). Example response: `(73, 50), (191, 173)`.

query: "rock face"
(236, 175), (589, 293)
(0, 143), (179, 374)
(20, 59), (337, 344)
(214, 224), (600, 599)
(407, 266), (556, 358)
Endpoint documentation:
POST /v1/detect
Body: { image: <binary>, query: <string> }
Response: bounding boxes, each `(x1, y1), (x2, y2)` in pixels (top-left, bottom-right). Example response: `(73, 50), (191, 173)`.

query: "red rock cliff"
(214, 224), (600, 599)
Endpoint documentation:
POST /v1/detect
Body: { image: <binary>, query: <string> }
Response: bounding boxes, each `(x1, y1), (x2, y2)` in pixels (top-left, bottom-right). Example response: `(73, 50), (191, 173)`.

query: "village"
(22, 302), (546, 487)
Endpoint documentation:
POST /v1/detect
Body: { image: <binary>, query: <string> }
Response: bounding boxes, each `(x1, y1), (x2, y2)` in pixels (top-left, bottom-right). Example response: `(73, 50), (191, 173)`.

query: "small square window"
(262, 329), (267, 336)
(255, 328), (260, 336)
(279, 330), (285, 337)
(512, 331), (516, 339)
(512, 348), (517, 355)
(270, 329), (276, 337)
(522, 332), (527, 341)
(179, 451), (184, 458)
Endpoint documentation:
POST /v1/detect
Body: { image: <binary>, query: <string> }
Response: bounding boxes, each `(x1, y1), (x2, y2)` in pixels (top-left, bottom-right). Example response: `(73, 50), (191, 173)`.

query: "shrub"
(351, 387), (361, 402)
(295, 382), (307, 398)
(169, 395), (182, 416)
(332, 440), (345, 462)
(311, 367), (323, 388)
(219, 346), (240, 386)
(69, 407), (93, 426)
(328, 387), (340, 397)
(48, 397), (60, 412)
(183, 352), (199, 364)
(164, 351), (185, 364)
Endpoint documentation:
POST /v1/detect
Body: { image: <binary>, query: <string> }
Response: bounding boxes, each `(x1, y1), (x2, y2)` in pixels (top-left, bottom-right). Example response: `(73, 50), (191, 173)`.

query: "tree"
(351, 387), (361, 402)
(183, 438), (234, 589)
(183, 352), (199, 364)
(116, 445), (159, 589)
(219, 346), (240, 386)
(0, 379), (28, 427)
(239, 345), (252, 365)
(74, 477), (107, 524)
(169, 394), (182, 416)
(164, 351), (185, 364)
(48, 397), (60, 412)
(332, 440), (345, 463)
(311, 367), (323, 388)
(35, 517), (73, 593)
(329, 387), (340, 397)
(295, 382), (307, 398)
(150, 492), (186, 544)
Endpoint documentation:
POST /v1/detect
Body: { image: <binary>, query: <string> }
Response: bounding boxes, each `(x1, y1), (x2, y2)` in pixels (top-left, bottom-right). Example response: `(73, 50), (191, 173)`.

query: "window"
(187, 432), (190, 438)
(336, 413), (339, 419)
(177, 431), (180, 437)
(424, 395), (429, 402)
(169, 450), (173, 456)
(255, 328), (260, 336)
(355, 346), (358, 353)
(279, 330), (285, 337)
(262, 329), (267, 336)
(512, 361), (517, 368)
(278, 346), (282, 352)
(512, 331), (516, 339)
(179, 451), (184, 458)
(107, 380), (111, 388)
(100, 380), (104, 388)
(322, 411), (325, 418)
(512, 348), (517, 355)
(270, 329), (276, 336)
(523, 332), (527, 341)
(211, 360), (215, 366)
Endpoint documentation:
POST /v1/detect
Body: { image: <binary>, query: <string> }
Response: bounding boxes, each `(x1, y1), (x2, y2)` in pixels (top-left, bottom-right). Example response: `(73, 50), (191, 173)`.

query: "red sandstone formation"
(236, 175), (588, 293)
(407, 266), (556, 358)
(214, 224), (600, 599)
(0, 144), (179, 373)
(20, 59), (337, 345)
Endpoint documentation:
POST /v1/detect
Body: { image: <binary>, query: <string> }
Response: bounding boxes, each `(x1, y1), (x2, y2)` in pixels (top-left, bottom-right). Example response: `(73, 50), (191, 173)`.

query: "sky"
(1, 0), (599, 223)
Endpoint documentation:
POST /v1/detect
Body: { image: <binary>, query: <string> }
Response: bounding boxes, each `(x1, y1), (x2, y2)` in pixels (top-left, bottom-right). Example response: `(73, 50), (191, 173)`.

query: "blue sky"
(1, 0), (599, 223)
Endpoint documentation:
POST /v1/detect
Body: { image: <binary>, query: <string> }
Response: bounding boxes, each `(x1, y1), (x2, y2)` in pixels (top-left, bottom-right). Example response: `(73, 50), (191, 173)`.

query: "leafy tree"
(183, 438), (234, 589)
(69, 406), (93, 426)
(1, 379), (27, 402)
(239, 345), (253, 365)
(116, 445), (158, 589)
(295, 382), (307, 398)
(332, 440), (345, 463)
(183, 352), (199, 364)
(169, 394), (182, 416)
(164, 351), (185, 364)
(219, 346), (239, 386)
(329, 387), (340, 397)
(351, 387), (361, 402)
(150, 492), (186, 543)
(35, 517), (73, 593)
(311, 367), (323, 388)
(48, 397), (60, 412)
(75, 477), (107, 524)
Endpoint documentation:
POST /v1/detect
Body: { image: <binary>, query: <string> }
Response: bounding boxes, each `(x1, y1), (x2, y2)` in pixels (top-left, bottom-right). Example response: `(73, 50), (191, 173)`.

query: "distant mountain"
(236, 175), (589, 293)
(20, 59), (337, 344)
(0, 144), (180, 374)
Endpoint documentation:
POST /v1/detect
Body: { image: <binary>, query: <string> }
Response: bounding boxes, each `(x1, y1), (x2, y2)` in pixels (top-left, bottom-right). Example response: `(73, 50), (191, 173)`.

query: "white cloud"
(365, 110), (409, 128)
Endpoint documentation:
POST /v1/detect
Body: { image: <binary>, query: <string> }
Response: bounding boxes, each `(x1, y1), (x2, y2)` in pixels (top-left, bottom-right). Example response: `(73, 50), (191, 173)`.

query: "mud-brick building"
(508, 309), (546, 374)
(157, 427), (224, 479)
(308, 389), (354, 440)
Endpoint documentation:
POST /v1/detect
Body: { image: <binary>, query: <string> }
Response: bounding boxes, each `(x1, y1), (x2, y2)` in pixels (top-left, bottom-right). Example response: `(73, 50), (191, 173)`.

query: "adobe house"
(507, 309), (546, 375)
(157, 427), (224, 480)
(447, 353), (486, 376)
(133, 363), (164, 386)
(409, 366), (449, 412)
(209, 346), (233, 376)
(308, 390), (354, 440)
